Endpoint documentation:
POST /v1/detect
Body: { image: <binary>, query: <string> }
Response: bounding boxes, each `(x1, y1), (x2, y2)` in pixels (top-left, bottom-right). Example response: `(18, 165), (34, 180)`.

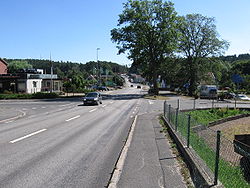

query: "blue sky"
(1, 0), (250, 65)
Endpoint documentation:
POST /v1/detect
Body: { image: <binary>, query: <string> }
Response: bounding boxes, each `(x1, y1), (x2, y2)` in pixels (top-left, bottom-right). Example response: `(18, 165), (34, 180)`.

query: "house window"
(33, 81), (37, 88)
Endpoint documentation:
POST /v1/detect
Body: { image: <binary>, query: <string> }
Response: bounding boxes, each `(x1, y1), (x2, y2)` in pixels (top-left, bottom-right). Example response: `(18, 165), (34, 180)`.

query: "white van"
(200, 85), (218, 99)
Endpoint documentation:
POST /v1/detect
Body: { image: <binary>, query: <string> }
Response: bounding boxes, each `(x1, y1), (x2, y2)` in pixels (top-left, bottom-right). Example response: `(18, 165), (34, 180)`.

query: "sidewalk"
(117, 112), (187, 188)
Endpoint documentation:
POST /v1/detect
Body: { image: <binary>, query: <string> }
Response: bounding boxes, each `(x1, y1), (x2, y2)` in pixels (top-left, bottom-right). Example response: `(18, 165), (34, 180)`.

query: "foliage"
(111, 0), (179, 94)
(0, 92), (59, 99)
(187, 108), (249, 125)
(167, 108), (250, 187)
(32, 92), (59, 99)
(5, 59), (127, 93)
(177, 14), (229, 96)
(7, 60), (33, 73)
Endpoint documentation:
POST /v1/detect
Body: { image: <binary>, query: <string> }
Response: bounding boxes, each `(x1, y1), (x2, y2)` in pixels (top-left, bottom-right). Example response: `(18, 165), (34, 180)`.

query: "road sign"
(231, 74), (244, 84)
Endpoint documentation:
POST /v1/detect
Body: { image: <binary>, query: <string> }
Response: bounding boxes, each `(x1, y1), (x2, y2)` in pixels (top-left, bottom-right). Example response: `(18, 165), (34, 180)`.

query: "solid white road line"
(10, 129), (47, 144)
(108, 115), (138, 187)
(65, 115), (80, 122)
(89, 108), (97, 113)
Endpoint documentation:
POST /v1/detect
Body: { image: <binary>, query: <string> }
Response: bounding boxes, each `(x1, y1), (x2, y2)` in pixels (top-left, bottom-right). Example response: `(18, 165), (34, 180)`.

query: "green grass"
(186, 108), (250, 126)
(166, 108), (250, 188)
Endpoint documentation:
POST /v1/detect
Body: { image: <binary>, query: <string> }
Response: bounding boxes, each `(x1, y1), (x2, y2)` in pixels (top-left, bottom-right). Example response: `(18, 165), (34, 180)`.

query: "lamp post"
(96, 48), (100, 86)
(50, 52), (53, 93)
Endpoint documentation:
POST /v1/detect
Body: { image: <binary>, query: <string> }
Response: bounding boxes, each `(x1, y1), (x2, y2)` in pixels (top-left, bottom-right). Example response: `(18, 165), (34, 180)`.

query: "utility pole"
(50, 52), (53, 93)
(96, 48), (100, 86)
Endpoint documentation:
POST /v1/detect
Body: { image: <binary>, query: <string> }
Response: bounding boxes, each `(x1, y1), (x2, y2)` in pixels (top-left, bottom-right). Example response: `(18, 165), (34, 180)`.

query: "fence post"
(187, 114), (191, 148)
(168, 104), (171, 122)
(175, 108), (179, 131)
(163, 101), (166, 117)
(193, 99), (196, 110)
(214, 130), (221, 185)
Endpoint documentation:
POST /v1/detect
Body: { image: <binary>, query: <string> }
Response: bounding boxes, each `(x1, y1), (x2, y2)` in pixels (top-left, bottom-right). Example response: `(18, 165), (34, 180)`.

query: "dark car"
(224, 92), (236, 99)
(97, 86), (109, 91)
(83, 92), (102, 105)
(137, 85), (141, 89)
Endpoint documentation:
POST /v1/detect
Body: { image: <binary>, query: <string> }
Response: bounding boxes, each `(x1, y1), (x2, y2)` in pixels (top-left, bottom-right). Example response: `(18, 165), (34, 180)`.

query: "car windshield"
(238, 94), (246, 97)
(86, 93), (98, 97)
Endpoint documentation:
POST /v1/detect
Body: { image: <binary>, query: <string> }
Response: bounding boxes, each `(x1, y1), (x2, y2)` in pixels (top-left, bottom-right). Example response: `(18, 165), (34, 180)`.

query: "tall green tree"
(8, 60), (33, 73)
(111, 0), (178, 94)
(178, 14), (229, 96)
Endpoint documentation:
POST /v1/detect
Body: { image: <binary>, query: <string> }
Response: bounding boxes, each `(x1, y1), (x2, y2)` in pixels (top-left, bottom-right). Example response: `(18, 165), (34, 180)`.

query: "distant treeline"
(219, 53), (250, 62)
(4, 58), (128, 79)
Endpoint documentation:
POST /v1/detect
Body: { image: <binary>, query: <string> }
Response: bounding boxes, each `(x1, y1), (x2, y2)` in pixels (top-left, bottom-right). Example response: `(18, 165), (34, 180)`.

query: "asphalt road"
(0, 84), (157, 188)
(0, 83), (249, 188)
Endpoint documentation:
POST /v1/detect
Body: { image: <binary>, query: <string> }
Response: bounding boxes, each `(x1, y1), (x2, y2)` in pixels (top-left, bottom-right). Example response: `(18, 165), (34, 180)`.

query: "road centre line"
(65, 115), (80, 122)
(89, 108), (97, 113)
(148, 101), (154, 105)
(10, 129), (47, 144)
(60, 103), (73, 107)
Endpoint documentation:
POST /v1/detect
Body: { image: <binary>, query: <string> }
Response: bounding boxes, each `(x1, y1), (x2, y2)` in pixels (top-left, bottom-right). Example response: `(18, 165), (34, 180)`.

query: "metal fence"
(163, 101), (250, 188)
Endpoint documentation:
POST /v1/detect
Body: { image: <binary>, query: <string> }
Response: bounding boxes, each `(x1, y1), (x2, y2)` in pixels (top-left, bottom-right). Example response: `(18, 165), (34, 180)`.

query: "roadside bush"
(0, 93), (33, 99)
(32, 92), (59, 99)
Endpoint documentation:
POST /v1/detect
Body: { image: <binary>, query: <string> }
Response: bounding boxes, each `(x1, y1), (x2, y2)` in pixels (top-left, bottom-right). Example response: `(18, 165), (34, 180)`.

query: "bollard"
(214, 130), (221, 185)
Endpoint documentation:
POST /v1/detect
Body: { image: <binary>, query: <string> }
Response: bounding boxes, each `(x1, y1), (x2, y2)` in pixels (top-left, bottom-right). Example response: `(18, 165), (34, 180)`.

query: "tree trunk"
(188, 58), (197, 96)
(152, 70), (159, 95)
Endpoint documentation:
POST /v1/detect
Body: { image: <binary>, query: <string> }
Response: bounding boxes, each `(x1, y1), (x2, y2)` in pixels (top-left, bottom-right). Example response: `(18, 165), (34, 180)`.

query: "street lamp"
(96, 48), (100, 85)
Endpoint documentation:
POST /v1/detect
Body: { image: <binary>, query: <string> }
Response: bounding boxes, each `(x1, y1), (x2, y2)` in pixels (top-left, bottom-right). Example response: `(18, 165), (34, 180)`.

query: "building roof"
(0, 59), (8, 66)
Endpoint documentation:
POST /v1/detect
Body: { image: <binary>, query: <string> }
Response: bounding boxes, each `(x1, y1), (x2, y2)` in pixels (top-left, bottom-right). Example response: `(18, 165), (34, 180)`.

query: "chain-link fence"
(163, 101), (250, 188)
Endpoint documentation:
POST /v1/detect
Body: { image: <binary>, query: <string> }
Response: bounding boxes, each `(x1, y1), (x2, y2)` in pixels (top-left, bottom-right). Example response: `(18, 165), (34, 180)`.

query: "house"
(0, 68), (62, 94)
(0, 59), (8, 74)
(129, 74), (145, 83)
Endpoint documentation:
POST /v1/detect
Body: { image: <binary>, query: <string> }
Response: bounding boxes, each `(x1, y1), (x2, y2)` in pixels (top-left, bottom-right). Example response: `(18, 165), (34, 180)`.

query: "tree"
(111, 0), (178, 94)
(178, 14), (229, 96)
(8, 60), (33, 73)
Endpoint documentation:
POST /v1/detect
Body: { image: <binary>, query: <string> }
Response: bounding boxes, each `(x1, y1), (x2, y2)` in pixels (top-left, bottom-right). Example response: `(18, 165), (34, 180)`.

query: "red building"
(0, 59), (8, 74)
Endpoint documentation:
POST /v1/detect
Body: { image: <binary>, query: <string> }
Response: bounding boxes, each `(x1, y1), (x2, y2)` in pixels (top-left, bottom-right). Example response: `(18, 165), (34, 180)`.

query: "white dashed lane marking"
(10, 129), (47, 144)
(89, 109), (97, 113)
(65, 115), (80, 122)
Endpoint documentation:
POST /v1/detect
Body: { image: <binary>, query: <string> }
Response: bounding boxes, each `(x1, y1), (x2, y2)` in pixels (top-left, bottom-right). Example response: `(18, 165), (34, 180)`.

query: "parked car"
(83, 92), (102, 105)
(235, 94), (250, 101)
(224, 92), (236, 99)
(137, 85), (141, 89)
(97, 86), (109, 91)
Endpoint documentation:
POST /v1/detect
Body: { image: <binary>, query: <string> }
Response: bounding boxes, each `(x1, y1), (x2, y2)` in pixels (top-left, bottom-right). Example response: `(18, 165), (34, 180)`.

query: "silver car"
(83, 92), (102, 105)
